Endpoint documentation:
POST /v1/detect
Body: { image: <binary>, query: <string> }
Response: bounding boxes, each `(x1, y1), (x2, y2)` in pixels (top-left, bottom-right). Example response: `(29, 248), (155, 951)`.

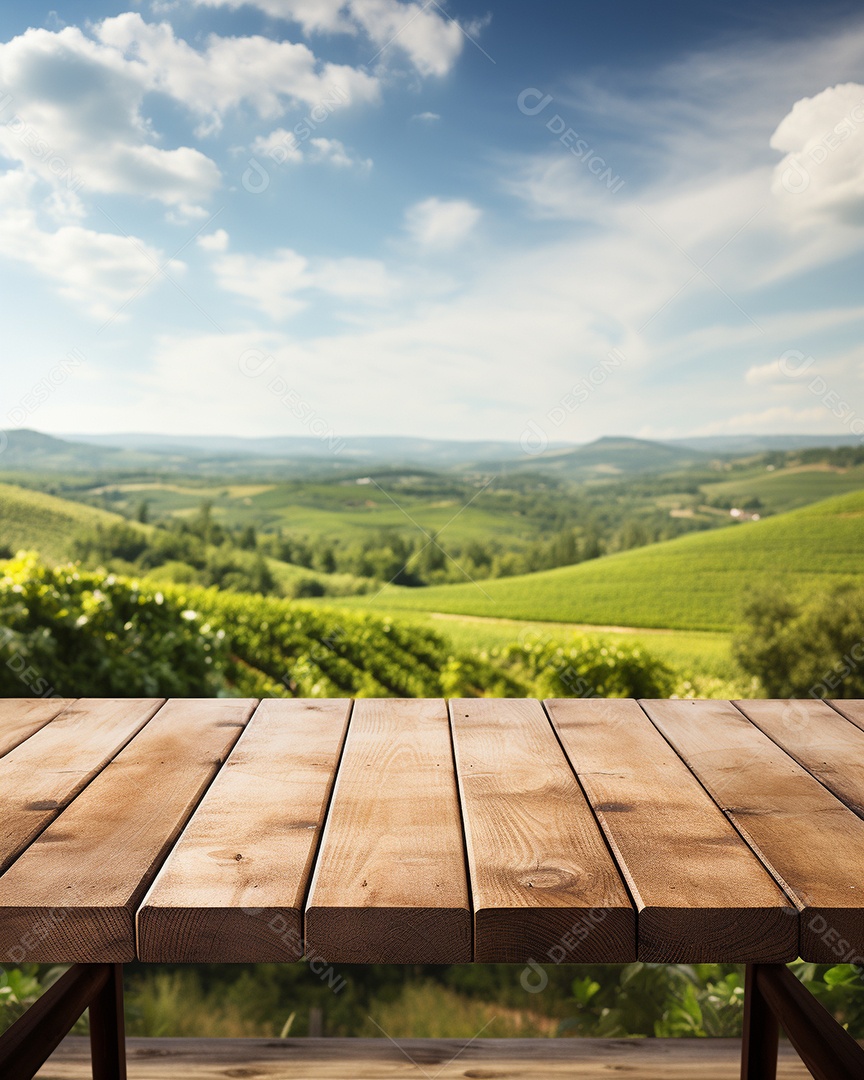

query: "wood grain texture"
(37, 1037), (827, 1080)
(643, 699), (864, 963)
(0, 699), (255, 963)
(830, 699), (864, 733)
(0, 699), (164, 875)
(138, 699), (351, 962)
(304, 698), (471, 963)
(450, 698), (634, 963)
(546, 698), (797, 962)
(0, 698), (75, 759)
(737, 698), (864, 819)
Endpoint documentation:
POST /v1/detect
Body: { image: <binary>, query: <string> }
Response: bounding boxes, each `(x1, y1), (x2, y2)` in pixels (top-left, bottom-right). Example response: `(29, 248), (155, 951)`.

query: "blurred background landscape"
(3, 0), (864, 1048)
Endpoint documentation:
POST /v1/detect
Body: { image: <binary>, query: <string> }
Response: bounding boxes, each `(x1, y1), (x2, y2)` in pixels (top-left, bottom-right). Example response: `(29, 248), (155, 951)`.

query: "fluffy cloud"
(0, 24), (220, 212)
(0, 14), (380, 214)
(0, 171), (179, 320)
(251, 131), (371, 169)
(210, 247), (395, 319)
(195, 0), (468, 77)
(97, 13), (380, 128)
(404, 197), (481, 249)
(770, 83), (864, 226)
(307, 137), (372, 169)
(197, 228), (230, 252)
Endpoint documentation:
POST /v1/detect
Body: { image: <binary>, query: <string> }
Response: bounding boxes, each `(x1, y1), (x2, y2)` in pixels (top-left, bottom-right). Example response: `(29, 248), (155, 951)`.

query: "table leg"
(89, 964), (127, 1080)
(0, 963), (127, 1080)
(741, 964), (778, 1080)
(751, 963), (864, 1080)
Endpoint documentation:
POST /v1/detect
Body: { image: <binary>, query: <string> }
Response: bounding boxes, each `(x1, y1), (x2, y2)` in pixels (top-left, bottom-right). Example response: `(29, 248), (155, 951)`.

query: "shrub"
(0, 553), (227, 697)
(491, 632), (675, 699)
(734, 583), (864, 698)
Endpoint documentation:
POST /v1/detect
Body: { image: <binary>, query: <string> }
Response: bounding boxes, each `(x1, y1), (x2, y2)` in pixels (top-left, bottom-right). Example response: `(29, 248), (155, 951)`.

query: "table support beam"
(741, 964), (778, 1080)
(0, 963), (126, 1080)
(89, 964), (127, 1080)
(741, 964), (864, 1080)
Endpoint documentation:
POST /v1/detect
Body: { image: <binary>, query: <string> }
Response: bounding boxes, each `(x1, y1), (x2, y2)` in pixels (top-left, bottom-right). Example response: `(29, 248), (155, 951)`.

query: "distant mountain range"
(0, 428), (858, 479)
(62, 430), (862, 459)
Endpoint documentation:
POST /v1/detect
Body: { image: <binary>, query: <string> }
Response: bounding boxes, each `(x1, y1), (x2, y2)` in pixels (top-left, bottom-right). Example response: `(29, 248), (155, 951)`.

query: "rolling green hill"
(0, 483), (131, 563)
(702, 464), (864, 513)
(329, 490), (864, 631)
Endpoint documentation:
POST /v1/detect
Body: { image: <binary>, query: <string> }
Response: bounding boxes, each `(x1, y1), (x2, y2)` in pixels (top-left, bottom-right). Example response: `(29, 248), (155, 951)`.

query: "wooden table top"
(1, 697), (862, 967)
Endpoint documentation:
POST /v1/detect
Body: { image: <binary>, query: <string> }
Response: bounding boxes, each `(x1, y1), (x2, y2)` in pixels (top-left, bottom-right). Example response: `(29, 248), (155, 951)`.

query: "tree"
(238, 525), (258, 550)
(734, 583), (864, 698)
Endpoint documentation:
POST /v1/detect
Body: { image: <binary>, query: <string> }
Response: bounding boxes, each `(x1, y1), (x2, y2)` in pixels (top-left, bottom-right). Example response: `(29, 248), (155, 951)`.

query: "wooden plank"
(546, 698), (797, 962)
(0, 698), (75, 759)
(0, 699), (164, 875)
(37, 1036), (826, 1080)
(450, 698), (635, 963)
(737, 699), (864, 819)
(138, 699), (351, 962)
(0, 698), (255, 963)
(830, 699), (864, 733)
(304, 698), (471, 963)
(643, 699), (864, 963)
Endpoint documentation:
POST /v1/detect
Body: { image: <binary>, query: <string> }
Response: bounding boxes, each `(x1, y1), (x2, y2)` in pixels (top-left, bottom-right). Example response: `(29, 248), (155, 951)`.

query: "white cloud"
(96, 13), (380, 128)
(197, 228), (230, 252)
(307, 137), (371, 169)
(194, 0), (350, 33)
(253, 131), (371, 169)
(412, 111), (441, 123)
(0, 24), (220, 213)
(252, 129), (305, 164)
(0, 171), (178, 320)
(404, 196), (481, 249)
(210, 247), (395, 319)
(0, 13), (380, 214)
(9, 13), (864, 443)
(195, 0), (469, 77)
(770, 83), (864, 226)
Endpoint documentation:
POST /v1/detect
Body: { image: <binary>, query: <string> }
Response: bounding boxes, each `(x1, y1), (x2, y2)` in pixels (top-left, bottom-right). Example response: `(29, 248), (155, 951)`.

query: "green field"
(75, 477), (542, 547)
(0, 483), (132, 563)
(702, 463), (864, 513)
(325, 490), (864, 632)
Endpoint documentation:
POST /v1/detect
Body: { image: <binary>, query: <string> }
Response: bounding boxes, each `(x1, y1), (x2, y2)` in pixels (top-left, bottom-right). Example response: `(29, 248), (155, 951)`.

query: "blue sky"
(1, 1), (863, 444)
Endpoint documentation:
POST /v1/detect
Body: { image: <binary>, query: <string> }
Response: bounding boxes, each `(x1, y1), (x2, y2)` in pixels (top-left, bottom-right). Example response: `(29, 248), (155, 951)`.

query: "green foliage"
(0, 965), (86, 1035)
(735, 583), (864, 697)
(0, 553), (675, 701)
(0, 554), (226, 697)
(559, 964), (745, 1038)
(793, 962), (864, 1035)
(74, 519), (277, 597)
(173, 586), (522, 699)
(492, 634), (675, 698)
(6, 957), (864, 1041)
